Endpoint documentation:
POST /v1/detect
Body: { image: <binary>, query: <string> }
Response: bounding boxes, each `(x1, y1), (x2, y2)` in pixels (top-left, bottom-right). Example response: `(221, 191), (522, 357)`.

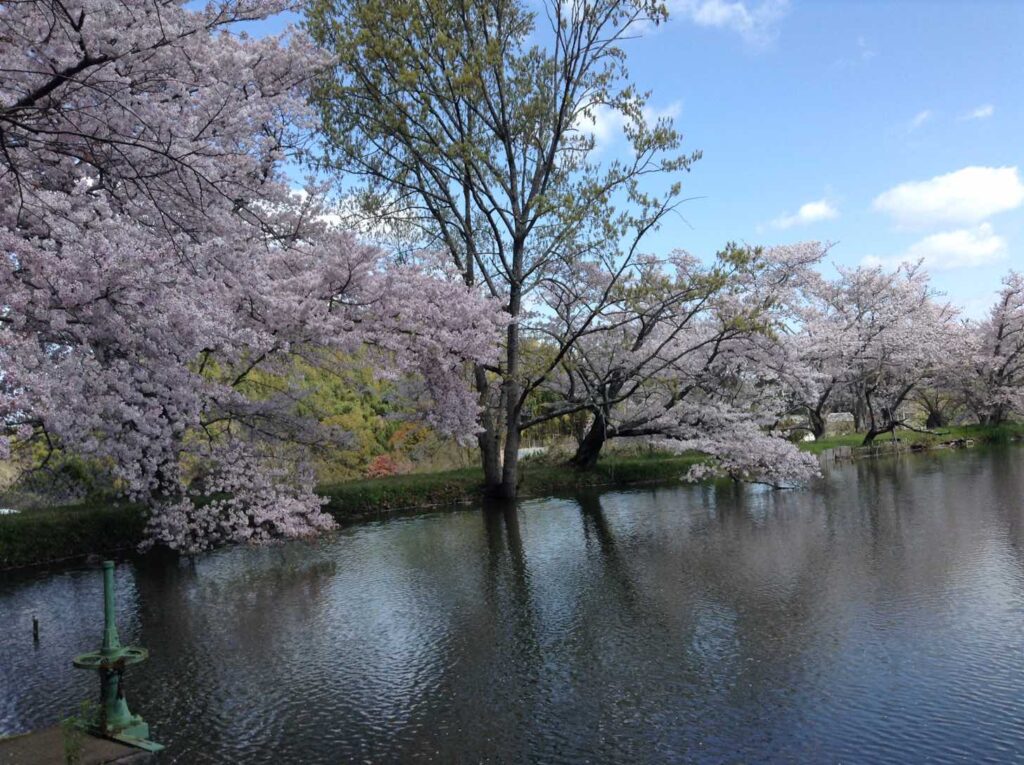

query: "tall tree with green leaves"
(306, 0), (698, 497)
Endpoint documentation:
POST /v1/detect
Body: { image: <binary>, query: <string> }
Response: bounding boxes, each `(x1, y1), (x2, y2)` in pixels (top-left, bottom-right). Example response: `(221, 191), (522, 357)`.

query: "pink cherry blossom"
(959, 271), (1024, 424)
(0, 0), (503, 551)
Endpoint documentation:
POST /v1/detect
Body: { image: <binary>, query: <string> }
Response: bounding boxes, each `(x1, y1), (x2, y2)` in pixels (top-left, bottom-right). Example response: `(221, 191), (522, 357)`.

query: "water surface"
(2, 448), (1024, 763)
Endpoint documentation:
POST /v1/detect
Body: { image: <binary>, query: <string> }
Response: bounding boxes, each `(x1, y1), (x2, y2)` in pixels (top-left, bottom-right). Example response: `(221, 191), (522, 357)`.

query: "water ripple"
(2, 447), (1024, 763)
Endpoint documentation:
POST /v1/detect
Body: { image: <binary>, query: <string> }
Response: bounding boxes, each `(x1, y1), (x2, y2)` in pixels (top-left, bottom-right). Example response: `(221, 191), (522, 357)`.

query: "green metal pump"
(72, 560), (164, 753)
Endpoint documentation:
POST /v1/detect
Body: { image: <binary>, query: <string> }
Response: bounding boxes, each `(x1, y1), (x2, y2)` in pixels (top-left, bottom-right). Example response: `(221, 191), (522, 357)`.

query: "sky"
(615, 0), (1024, 316)
(249, 0), (1024, 316)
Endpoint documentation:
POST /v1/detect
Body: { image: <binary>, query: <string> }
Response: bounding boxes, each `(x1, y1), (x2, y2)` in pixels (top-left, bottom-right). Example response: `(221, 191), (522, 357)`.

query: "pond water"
(2, 448), (1024, 763)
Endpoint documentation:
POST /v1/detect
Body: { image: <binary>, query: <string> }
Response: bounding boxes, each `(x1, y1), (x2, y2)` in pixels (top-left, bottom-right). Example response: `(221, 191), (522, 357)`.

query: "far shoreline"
(2, 423), (1022, 572)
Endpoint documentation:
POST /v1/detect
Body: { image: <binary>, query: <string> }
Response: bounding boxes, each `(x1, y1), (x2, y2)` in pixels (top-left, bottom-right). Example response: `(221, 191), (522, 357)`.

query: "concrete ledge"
(0, 727), (153, 764)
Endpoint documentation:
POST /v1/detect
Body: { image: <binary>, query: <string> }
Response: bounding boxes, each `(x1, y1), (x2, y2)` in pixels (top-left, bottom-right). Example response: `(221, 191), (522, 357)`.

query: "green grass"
(798, 432), (869, 454)
(803, 422), (1024, 454)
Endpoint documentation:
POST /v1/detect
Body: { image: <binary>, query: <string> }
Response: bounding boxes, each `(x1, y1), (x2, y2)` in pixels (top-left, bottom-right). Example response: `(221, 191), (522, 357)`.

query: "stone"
(824, 412), (856, 436)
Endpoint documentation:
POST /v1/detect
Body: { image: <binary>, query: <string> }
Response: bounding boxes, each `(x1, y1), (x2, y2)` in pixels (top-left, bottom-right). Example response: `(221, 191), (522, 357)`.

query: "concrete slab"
(0, 727), (152, 765)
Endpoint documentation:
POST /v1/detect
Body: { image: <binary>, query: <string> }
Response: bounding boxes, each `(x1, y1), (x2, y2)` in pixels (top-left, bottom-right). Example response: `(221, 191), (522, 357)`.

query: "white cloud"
(644, 101), (683, 124)
(861, 223), (1007, 272)
(574, 101), (682, 153)
(960, 104), (995, 121)
(771, 199), (838, 229)
(873, 166), (1024, 227)
(905, 223), (1007, 269)
(575, 104), (623, 151)
(671, 0), (790, 45)
(290, 188), (347, 229)
(907, 109), (933, 132)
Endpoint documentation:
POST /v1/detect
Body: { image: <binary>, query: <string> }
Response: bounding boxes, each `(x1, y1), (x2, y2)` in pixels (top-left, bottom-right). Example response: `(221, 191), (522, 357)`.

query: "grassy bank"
(318, 452), (705, 519)
(3, 424), (1022, 570)
(0, 453), (702, 569)
(802, 422), (1024, 455)
(0, 501), (147, 571)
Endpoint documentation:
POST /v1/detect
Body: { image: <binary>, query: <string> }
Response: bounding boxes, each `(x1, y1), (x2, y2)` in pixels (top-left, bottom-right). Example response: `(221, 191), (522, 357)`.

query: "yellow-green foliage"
(0, 461), (16, 490)
(246, 353), (466, 481)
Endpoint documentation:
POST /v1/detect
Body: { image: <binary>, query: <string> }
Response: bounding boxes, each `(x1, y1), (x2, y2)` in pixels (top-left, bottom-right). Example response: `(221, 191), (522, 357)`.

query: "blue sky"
(250, 1), (1023, 315)
(616, 0), (1024, 315)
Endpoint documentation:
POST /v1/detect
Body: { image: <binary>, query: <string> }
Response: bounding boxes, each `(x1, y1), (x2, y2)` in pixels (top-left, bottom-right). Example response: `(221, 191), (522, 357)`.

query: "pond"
(2, 447), (1024, 763)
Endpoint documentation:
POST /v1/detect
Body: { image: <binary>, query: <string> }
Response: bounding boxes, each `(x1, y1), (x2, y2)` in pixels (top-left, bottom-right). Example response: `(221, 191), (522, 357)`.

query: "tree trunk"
(852, 395), (868, 432)
(925, 410), (945, 429)
(496, 281), (523, 499)
(477, 416), (502, 489)
(982, 405), (1007, 426)
(861, 424), (894, 446)
(498, 421), (520, 499)
(570, 411), (607, 469)
(808, 409), (826, 439)
(474, 364), (503, 492)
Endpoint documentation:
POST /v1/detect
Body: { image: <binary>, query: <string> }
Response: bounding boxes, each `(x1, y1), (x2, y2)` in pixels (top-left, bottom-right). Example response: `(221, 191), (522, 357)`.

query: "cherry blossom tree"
(910, 319), (973, 429)
(852, 278), (958, 444)
(913, 384), (965, 430)
(783, 263), (958, 445)
(532, 242), (825, 486)
(0, 0), (502, 551)
(960, 271), (1024, 425)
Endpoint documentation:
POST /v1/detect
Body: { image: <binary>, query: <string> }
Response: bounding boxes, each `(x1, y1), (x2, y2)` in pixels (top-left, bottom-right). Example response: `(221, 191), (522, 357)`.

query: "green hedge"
(0, 502), (147, 570)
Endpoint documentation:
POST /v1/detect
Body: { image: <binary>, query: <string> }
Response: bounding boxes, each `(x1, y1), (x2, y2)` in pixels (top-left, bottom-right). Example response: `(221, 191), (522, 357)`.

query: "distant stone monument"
(825, 412), (856, 436)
